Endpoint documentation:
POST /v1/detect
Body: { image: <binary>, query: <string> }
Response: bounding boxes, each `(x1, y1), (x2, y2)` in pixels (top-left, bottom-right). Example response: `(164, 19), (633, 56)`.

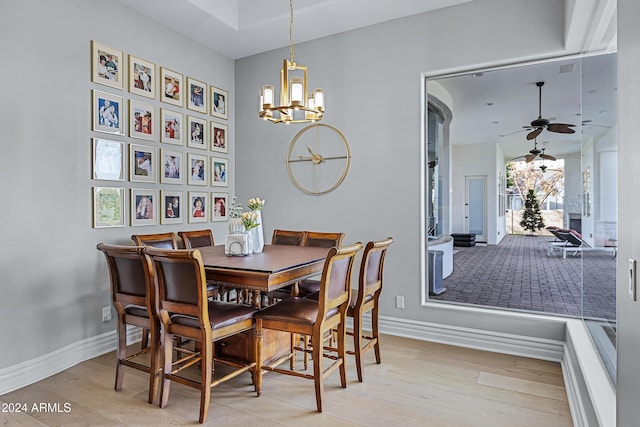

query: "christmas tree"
(520, 189), (545, 235)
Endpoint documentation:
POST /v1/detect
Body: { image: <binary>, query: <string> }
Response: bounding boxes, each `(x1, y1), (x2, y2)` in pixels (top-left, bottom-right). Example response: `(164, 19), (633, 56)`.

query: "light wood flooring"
(0, 334), (573, 426)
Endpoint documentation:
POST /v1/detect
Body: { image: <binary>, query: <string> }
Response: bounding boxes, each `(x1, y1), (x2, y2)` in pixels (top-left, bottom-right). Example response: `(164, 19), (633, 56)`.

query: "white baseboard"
(0, 327), (140, 396)
(0, 314), (613, 427)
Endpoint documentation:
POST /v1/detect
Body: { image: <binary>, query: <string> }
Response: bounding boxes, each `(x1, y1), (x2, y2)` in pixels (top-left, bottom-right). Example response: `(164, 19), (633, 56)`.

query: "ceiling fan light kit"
(525, 81), (576, 140)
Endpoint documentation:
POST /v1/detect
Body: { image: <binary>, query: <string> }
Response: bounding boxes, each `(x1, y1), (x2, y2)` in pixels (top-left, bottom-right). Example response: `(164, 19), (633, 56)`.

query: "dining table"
(197, 244), (329, 308)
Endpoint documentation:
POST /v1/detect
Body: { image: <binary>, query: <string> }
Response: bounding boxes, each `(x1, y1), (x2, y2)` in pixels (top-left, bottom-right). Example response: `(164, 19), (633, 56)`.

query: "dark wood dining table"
(197, 244), (329, 308)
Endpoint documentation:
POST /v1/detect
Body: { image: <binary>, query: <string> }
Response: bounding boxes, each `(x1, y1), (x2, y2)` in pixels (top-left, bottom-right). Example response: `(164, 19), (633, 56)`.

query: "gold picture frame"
(129, 55), (156, 99)
(91, 41), (123, 90)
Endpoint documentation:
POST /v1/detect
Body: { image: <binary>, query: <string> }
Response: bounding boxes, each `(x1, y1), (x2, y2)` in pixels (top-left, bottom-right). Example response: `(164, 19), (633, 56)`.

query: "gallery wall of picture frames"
(90, 40), (230, 228)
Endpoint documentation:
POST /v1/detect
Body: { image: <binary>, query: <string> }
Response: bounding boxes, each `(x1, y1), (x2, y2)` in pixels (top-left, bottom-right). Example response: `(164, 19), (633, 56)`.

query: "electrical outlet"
(629, 258), (637, 301)
(102, 306), (112, 322)
(396, 296), (405, 309)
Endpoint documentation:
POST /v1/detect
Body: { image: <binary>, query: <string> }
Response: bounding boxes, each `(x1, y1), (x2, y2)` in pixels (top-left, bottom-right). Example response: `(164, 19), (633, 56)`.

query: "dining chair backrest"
(98, 243), (154, 316)
(305, 231), (344, 248)
(178, 229), (215, 249)
(357, 237), (394, 307)
(271, 229), (306, 246)
(131, 232), (178, 249)
(316, 243), (362, 321)
(145, 247), (206, 316)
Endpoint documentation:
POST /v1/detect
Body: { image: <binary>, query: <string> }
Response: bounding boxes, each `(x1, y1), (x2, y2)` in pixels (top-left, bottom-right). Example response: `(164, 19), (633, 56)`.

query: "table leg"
(252, 290), (262, 309)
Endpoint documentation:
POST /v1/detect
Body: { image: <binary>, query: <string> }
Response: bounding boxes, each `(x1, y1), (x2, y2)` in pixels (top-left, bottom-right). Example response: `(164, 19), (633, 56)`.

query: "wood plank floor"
(0, 334), (573, 426)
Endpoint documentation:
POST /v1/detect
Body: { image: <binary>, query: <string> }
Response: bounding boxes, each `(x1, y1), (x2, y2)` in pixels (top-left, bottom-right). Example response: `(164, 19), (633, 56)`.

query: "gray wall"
(235, 0), (568, 336)
(616, 1), (640, 425)
(0, 0), (235, 367)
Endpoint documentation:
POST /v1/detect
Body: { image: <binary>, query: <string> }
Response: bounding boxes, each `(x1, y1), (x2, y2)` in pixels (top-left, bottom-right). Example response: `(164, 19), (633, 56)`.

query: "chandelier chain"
(289, 0), (294, 64)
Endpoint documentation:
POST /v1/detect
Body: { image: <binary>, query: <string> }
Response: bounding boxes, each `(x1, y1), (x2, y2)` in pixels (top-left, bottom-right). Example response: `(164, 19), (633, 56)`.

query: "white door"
(465, 176), (487, 242)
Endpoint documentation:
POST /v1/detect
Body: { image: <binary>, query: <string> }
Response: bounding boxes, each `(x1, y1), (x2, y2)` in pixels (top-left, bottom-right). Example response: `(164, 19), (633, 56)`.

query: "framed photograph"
(160, 149), (183, 184)
(187, 115), (207, 149)
(131, 188), (158, 226)
(160, 67), (183, 107)
(211, 156), (228, 187)
(188, 191), (208, 223)
(212, 192), (229, 222)
(92, 90), (124, 135)
(129, 100), (156, 140)
(93, 187), (125, 228)
(211, 122), (228, 153)
(130, 144), (157, 183)
(187, 153), (207, 185)
(161, 190), (183, 225)
(128, 55), (156, 99)
(91, 41), (123, 90)
(92, 138), (124, 181)
(161, 109), (183, 145)
(187, 77), (207, 114)
(210, 86), (228, 120)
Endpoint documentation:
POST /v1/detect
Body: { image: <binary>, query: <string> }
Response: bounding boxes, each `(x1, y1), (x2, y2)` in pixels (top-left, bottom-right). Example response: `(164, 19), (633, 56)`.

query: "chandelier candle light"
(258, 0), (324, 124)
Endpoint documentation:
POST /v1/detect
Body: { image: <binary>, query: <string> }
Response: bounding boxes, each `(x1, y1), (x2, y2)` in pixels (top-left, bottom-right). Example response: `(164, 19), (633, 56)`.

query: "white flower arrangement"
(240, 211), (260, 231)
(247, 197), (265, 211)
(229, 196), (244, 219)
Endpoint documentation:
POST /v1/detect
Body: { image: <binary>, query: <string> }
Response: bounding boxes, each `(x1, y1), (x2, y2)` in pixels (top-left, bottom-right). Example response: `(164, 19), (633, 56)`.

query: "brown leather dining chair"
(131, 232), (178, 249)
(96, 243), (161, 405)
(178, 229), (221, 300)
(271, 229), (307, 246)
(347, 237), (394, 382)
(254, 242), (362, 413)
(178, 229), (214, 249)
(297, 231), (345, 297)
(144, 247), (261, 424)
(269, 229), (307, 302)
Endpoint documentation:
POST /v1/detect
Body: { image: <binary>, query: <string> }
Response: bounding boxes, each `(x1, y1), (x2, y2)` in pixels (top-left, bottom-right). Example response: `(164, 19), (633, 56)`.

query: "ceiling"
(117, 0), (474, 59)
(431, 52), (618, 161)
(118, 0), (617, 161)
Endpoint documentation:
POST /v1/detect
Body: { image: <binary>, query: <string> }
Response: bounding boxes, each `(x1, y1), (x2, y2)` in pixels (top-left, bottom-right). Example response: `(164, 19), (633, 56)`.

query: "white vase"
(228, 217), (244, 234)
(246, 231), (254, 254)
(250, 210), (265, 253)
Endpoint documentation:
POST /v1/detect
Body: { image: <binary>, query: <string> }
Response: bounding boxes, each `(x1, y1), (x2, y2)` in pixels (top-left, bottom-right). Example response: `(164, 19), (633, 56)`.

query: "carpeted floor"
(430, 234), (616, 320)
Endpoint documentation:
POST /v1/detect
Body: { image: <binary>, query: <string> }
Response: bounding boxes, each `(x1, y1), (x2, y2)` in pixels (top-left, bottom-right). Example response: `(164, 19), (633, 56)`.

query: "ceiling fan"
(523, 82), (576, 140)
(515, 140), (557, 163)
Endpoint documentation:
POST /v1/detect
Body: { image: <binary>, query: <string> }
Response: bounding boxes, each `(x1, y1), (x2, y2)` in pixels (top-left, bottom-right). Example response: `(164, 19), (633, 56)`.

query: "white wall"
(0, 0), (235, 368)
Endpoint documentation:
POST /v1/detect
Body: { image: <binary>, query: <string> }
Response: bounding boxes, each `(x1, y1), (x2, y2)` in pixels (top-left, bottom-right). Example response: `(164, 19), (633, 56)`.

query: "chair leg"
(148, 322), (160, 404)
(199, 340), (213, 424)
(254, 325), (263, 396)
(159, 331), (173, 409)
(352, 313), (364, 382)
(312, 331), (324, 413)
(336, 320), (347, 389)
(372, 307), (381, 364)
(114, 318), (127, 391)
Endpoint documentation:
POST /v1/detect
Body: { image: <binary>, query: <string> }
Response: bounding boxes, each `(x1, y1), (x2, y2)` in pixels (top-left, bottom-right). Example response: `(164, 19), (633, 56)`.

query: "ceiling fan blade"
(540, 153), (556, 161)
(499, 128), (529, 137)
(547, 123), (576, 134)
(526, 128), (543, 140)
(525, 154), (537, 162)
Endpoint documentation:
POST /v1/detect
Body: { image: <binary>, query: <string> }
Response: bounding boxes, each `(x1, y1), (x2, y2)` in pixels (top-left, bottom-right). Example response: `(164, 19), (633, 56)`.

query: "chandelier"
(258, 0), (324, 124)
